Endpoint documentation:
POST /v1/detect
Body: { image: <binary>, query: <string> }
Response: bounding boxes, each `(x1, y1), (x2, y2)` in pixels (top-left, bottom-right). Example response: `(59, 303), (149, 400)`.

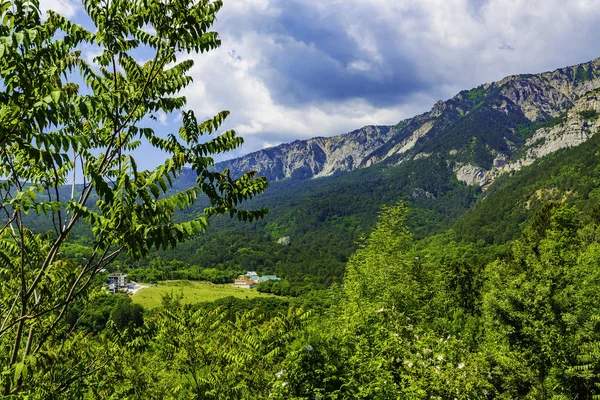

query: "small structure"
(232, 271), (281, 289)
(233, 275), (258, 289)
(107, 273), (127, 293)
(259, 275), (281, 282)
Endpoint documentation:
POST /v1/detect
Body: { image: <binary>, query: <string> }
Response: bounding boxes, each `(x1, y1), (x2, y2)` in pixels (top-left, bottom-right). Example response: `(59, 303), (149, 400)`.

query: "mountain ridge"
(217, 58), (600, 184)
(127, 57), (600, 293)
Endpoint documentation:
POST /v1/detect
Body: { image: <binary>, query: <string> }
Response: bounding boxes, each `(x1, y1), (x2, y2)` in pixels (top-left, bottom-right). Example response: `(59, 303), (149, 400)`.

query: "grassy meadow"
(131, 280), (275, 308)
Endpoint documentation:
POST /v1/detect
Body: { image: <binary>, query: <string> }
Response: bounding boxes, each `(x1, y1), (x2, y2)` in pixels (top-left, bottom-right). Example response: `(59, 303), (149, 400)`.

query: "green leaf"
(50, 89), (60, 103)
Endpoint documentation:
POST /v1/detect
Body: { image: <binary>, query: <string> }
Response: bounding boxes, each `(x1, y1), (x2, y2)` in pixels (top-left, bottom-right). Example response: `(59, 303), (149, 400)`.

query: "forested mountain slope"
(143, 58), (600, 293)
(36, 58), (600, 294)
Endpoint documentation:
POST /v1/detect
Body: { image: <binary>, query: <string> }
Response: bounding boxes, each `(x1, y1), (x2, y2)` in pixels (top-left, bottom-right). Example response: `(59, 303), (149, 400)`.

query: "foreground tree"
(0, 0), (267, 395)
(481, 204), (600, 398)
(283, 204), (493, 399)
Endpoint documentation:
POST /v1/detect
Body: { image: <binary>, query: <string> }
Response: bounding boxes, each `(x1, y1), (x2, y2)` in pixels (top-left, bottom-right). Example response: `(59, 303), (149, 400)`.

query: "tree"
(110, 299), (144, 330)
(342, 203), (414, 316)
(328, 204), (492, 399)
(0, 0), (268, 395)
(481, 205), (600, 398)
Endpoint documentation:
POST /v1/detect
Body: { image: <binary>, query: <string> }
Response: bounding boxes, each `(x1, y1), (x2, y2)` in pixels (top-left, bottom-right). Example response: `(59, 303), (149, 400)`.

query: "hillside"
(137, 58), (600, 293)
(36, 58), (600, 294)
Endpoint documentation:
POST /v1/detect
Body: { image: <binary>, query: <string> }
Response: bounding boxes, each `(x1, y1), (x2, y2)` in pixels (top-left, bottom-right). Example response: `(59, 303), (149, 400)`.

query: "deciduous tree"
(0, 0), (267, 394)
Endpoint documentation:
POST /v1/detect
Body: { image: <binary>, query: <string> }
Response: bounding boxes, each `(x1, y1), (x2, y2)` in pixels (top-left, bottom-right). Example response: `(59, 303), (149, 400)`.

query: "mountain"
(217, 59), (600, 186)
(115, 58), (600, 294)
(216, 125), (396, 181)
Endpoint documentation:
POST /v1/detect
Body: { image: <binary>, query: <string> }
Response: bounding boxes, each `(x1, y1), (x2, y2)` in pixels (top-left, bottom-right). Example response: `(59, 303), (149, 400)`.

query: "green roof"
(259, 275), (281, 282)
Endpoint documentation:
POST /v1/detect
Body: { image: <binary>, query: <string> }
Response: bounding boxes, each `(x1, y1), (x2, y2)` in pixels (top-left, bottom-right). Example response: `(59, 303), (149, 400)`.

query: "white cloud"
(156, 111), (168, 127)
(348, 60), (373, 73)
(382, 0), (600, 88)
(39, 0), (79, 18)
(180, 32), (433, 157)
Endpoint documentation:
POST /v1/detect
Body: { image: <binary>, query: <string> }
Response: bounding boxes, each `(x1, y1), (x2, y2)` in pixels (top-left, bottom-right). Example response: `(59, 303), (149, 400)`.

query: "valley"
(131, 280), (277, 308)
(142, 58), (600, 295)
(4, 1), (600, 395)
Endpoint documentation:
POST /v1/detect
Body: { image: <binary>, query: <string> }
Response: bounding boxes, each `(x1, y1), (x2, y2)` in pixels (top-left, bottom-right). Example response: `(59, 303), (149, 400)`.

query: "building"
(259, 275), (281, 282)
(107, 273), (127, 293)
(232, 271), (281, 289)
(232, 275), (258, 289)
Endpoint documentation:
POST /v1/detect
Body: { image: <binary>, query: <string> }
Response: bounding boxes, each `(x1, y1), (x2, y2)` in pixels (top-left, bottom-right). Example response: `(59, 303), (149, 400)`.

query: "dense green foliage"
(150, 155), (480, 294)
(576, 64), (596, 82)
(515, 114), (566, 141)
(17, 201), (600, 399)
(421, 98), (529, 169)
(20, 148), (482, 294)
(127, 258), (241, 284)
(580, 109), (600, 121)
(0, 0), (268, 395)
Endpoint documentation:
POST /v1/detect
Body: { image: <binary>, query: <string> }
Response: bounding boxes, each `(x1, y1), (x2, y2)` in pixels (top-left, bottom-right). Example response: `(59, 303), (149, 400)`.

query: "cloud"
(498, 43), (515, 52)
(213, 0), (428, 108)
(38, 0), (600, 166)
(172, 0), (600, 160)
(39, 0), (79, 18)
(178, 29), (434, 158)
(156, 111), (168, 127)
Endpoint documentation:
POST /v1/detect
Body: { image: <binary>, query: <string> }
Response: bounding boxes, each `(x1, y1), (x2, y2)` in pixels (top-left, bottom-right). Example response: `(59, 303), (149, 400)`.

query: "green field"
(132, 280), (276, 308)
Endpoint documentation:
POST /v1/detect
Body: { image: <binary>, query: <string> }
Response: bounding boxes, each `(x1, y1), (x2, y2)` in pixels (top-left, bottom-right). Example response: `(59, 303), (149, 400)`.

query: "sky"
(40, 0), (600, 167)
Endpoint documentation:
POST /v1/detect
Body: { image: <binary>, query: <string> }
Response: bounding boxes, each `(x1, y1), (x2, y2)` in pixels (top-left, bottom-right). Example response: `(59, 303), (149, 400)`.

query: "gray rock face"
(484, 89), (600, 185)
(454, 164), (492, 187)
(493, 154), (508, 169)
(217, 125), (396, 182)
(216, 59), (600, 184)
(411, 188), (436, 200)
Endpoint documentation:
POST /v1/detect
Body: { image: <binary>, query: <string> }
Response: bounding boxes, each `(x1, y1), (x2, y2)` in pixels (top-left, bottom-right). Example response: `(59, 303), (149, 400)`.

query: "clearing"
(131, 280), (276, 308)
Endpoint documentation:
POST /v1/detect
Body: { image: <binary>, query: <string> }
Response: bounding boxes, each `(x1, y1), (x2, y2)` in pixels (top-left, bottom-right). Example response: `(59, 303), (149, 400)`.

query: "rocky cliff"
(217, 58), (600, 184)
(216, 125), (397, 182)
(453, 86), (600, 187)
